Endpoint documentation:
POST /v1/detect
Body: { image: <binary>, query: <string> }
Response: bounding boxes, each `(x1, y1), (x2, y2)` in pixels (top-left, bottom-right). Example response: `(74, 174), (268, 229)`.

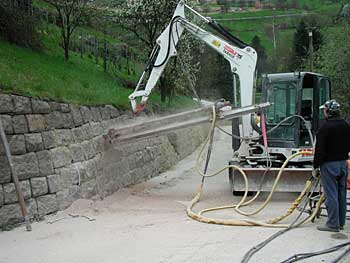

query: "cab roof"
(265, 72), (328, 82)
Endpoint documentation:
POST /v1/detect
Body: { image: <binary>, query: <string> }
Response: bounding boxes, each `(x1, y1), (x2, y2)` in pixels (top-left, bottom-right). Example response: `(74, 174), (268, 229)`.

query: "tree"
(215, 53), (234, 101)
(217, 0), (231, 13)
(314, 23), (350, 115)
(194, 45), (233, 102)
(113, 0), (201, 104)
(250, 35), (268, 74)
(95, 0), (126, 6)
(291, 0), (300, 9)
(339, 3), (350, 21)
(293, 20), (309, 60)
(292, 20), (322, 70)
(113, 0), (179, 52)
(274, 34), (294, 72)
(44, 0), (90, 61)
(0, 0), (41, 49)
(276, 0), (286, 9)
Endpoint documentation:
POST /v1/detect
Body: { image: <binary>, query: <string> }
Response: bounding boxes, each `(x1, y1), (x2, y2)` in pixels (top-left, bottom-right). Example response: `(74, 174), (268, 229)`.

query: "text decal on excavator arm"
(224, 45), (243, 59)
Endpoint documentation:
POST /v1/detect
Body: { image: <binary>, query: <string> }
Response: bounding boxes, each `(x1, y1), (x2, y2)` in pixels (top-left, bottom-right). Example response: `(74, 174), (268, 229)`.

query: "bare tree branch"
(43, 0), (90, 60)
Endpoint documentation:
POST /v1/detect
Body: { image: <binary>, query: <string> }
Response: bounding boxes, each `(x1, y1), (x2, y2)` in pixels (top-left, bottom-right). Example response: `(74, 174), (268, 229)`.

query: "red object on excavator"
(134, 104), (146, 116)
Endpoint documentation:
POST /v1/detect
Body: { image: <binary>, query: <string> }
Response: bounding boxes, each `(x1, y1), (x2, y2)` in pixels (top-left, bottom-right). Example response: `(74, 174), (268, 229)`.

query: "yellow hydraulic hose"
(265, 180), (312, 224)
(187, 106), (323, 227)
(199, 179), (312, 225)
(186, 180), (323, 228)
(234, 151), (314, 217)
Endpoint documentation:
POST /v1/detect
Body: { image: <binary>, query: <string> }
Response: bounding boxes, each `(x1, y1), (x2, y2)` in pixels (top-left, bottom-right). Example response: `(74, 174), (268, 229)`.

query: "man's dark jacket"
(313, 117), (350, 168)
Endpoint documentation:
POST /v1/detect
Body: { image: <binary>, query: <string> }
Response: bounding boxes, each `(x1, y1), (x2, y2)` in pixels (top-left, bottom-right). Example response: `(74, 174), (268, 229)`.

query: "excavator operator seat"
(301, 99), (312, 120)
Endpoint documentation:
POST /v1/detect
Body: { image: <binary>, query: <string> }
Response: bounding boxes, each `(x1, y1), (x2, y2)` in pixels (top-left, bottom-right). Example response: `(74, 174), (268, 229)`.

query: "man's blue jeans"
(320, 160), (348, 229)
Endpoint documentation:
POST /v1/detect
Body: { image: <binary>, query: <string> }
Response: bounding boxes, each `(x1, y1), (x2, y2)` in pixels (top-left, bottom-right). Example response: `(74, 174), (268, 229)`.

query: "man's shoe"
(317, 225), (339, 232)
(340, 225), (344, 230)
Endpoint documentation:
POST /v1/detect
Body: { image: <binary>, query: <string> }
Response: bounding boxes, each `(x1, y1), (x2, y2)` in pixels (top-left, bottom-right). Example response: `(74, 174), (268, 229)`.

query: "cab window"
(266, 81), (297, 124)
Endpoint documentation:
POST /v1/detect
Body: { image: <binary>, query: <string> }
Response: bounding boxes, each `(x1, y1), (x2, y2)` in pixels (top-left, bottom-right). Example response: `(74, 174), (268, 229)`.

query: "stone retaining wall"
(0, 93), (209, 226)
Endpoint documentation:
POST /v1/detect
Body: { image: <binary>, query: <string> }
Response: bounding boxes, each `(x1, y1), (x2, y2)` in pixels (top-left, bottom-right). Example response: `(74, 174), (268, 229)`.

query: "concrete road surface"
(0, 127), (349, 263)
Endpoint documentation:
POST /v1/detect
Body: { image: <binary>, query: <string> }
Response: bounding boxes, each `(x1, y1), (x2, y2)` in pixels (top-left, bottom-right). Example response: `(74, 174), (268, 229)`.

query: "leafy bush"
(0, 1), (42, 49)
(315, 23), (350, 115)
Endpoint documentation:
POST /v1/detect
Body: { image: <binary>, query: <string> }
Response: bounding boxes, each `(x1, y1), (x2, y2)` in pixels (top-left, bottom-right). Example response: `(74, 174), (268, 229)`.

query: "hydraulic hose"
(240, 194), (324, 263)
(217, 114), (314, 147)
(187, 176), (322, 228)
(279, 242), (350, 263)
(188, 107), (329, 263)
(187, 106), (322, 228)
(234, 152), (313, 217)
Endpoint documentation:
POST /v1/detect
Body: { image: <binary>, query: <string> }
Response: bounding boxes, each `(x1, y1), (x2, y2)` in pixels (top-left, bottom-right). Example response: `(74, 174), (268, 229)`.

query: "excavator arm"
(129, 1), (257, 136)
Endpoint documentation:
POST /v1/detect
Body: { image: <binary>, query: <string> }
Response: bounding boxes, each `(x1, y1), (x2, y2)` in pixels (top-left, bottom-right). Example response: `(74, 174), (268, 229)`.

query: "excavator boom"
(129, 1), (257, 137)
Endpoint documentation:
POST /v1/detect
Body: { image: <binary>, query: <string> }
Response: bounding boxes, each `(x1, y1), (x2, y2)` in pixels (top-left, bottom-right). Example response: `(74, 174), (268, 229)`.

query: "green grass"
(33, 0), (53, 10)
(203, 0), (341, 12)
(209, 13), (288, 53)
(149, 93), (200, 111)
(209, 10), (301, 53)
(211, 9), (304, 19)
(73, 26), (123, 46)
(299, 0), (341, 11)
(0, 23), (198, 111)
(208, 1), (342, 55)
(0, 6), (145, 109)
(0, 39), (133, 108)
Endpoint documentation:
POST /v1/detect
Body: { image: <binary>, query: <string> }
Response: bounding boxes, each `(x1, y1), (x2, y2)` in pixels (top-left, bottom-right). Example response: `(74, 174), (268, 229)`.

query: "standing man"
(313, 99), (350, 232)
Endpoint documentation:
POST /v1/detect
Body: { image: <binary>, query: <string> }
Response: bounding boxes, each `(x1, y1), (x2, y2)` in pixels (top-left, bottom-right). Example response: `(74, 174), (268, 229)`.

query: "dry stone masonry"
(0, 93), (209, 227)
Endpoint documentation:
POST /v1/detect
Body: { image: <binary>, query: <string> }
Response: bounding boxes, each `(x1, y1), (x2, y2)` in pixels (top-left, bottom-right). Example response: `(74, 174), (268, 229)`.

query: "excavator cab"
(262, 72), (331, 153)
(229, 72), (332, 193)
